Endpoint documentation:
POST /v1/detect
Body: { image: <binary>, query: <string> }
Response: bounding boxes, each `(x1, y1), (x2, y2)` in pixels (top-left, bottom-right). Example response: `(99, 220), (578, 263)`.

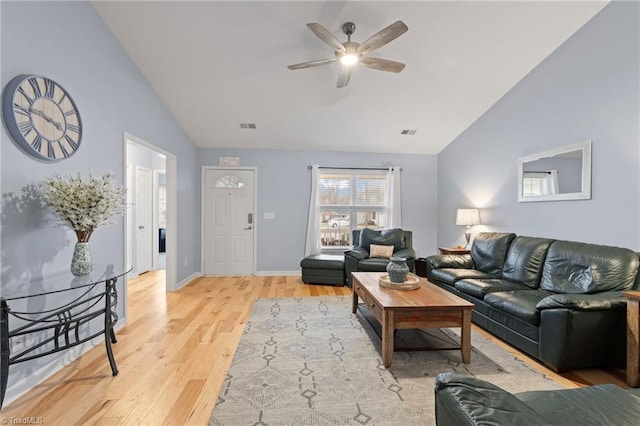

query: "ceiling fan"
(287, 20), (408, 88)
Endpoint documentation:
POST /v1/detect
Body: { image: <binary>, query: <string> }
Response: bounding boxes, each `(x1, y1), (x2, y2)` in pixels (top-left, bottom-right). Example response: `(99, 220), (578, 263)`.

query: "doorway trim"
(201, 166), (258, 275)
(123, 132), (178, 310)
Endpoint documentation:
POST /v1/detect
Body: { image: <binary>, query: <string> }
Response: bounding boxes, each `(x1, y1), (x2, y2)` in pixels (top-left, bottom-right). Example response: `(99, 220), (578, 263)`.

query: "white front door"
(136, 165), (152, 274)
(203, 168), (255, 275)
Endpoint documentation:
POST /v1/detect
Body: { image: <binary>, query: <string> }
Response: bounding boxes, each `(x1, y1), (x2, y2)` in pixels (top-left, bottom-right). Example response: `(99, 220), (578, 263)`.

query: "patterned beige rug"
(210, 296), (562, 425)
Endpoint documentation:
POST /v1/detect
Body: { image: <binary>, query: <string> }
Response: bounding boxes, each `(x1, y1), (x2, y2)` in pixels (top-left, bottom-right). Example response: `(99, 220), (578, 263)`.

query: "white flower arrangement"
(40, 171), (127, 243)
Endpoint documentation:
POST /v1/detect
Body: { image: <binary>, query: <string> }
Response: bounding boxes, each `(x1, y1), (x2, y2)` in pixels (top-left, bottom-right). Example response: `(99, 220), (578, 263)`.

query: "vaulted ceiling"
(94, 1), (607, 154)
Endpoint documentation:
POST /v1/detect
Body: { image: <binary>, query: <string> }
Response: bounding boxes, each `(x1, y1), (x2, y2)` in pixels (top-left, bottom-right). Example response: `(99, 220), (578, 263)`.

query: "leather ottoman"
(300, 254), (345, 286)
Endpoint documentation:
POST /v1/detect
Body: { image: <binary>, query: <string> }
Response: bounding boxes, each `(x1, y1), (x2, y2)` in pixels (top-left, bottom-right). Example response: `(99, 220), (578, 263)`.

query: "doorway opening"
(124, 132), (178, 320)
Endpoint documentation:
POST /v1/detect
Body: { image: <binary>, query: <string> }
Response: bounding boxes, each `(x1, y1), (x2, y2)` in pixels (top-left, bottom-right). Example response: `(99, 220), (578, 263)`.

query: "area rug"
(210, 296), (563, 425)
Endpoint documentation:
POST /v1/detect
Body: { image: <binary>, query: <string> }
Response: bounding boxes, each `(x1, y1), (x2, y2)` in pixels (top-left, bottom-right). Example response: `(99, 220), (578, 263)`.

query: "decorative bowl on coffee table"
(378, 273), (420, 290)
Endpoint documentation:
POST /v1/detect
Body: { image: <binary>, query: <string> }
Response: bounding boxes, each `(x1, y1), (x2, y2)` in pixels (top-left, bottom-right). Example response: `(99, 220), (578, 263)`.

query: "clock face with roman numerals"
(2, 74), (82, 161)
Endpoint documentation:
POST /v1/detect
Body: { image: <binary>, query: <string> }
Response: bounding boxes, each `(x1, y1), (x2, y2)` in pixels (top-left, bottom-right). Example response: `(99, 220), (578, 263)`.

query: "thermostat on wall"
(219, 156), (239, 166)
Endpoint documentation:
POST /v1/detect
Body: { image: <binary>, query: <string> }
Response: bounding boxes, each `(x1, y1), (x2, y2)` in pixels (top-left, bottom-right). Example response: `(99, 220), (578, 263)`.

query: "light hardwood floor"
(0, 271), (630, 424)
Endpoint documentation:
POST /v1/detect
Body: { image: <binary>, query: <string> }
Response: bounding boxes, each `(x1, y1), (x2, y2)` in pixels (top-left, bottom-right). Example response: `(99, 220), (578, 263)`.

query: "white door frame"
(123, 132), (178, 321)
(126, 164), (133, 272)
(201, 166), (257, 275)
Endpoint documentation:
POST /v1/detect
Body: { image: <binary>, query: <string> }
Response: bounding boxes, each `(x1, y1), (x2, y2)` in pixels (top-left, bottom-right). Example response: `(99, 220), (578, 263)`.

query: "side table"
(439, 247), (470, 255)
(0, 263), (131, 408)
(624, 290), (640, 387)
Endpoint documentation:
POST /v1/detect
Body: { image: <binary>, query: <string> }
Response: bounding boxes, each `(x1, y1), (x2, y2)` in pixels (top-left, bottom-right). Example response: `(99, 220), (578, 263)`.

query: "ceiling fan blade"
(307, 23), (346, 52)
(359, 57), (406, 73)
(357, 20), (408, 55)
(336, 65), (352, 88)
(287, 58), (337, 70)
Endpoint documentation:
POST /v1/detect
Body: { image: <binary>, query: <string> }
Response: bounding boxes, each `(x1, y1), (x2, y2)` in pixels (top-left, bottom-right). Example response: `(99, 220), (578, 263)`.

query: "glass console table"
(0, 263), (131, 409)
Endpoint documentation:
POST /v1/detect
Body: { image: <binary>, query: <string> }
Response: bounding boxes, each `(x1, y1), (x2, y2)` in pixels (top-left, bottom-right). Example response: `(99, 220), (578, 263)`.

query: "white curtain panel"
(546, 170), (560, 194)
(304, 165), (322, 256)
(387, 167), (402, 228)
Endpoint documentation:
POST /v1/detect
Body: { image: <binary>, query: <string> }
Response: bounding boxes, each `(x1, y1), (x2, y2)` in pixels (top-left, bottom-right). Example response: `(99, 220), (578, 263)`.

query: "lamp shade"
(456, 209), (480, 226)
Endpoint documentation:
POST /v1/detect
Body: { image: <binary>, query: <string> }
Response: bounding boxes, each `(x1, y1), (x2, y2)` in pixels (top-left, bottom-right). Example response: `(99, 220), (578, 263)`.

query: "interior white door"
(203, 168), (255, 275)
(136, 165), (152, 274)
(126, 163), (132, 271)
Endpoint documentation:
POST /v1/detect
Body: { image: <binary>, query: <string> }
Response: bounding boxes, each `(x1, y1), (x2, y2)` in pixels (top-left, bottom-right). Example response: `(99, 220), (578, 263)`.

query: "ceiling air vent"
(400, 129), (417, 135)
(240, 123), (256, 129)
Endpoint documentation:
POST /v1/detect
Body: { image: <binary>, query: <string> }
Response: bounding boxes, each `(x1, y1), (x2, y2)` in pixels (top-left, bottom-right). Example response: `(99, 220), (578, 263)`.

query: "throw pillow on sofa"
(370, 244), (394, 258)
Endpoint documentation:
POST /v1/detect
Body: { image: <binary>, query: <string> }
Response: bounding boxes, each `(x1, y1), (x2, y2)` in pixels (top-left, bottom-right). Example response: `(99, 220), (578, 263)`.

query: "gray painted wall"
(1, 1), (199, 403)
(437, 2), (640, 250)
(197, 148), (438, 272)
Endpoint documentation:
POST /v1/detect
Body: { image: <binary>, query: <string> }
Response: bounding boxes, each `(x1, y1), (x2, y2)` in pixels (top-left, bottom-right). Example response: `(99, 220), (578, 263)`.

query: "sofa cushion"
(517, 384), (640, 426)
(455, 279), (526, 299)
(484, 290), (552, 325)
(475, 301), (541, 342)
(540, 241), (640, 294)
(429, 268), (496, 286)
(502, 236), (554, 288)
(358, 228), (406, 252)
(471, 232), (516, 275)
(536, 292), (627, 311)
(356, 257), (391, 272)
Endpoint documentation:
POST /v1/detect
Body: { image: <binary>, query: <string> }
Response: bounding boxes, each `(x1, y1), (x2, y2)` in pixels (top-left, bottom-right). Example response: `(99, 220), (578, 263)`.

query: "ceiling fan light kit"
(288, 20), (408, 88)
(340, 54), (358, 66)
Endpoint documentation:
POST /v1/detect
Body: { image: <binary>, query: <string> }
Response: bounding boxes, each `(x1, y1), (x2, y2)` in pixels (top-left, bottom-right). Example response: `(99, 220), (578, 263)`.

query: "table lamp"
(456, 208), (480, 249)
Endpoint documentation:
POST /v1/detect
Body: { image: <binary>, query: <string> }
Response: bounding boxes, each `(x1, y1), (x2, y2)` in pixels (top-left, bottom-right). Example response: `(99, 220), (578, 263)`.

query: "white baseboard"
(3, 322), (125, 408)
(175, 272), (202, 290)
(256, 270), (301, 276)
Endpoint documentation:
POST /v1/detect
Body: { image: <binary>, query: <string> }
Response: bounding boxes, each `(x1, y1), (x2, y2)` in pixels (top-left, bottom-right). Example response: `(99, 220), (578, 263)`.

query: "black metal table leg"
(1, 299), (9, 409)
(104, 278), (119, 376)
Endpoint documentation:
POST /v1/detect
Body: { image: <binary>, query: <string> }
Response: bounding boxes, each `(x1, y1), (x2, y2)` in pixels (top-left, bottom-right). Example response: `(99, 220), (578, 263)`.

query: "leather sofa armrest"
(536, 292), (627, 311)
(344, 247), (369, 261)
(344, 248), (368, 287)
(435, 373), (548, 426)
(392, 248), (416, 260)
(426, 254), (473, 281)
(426, 254), (473, 269)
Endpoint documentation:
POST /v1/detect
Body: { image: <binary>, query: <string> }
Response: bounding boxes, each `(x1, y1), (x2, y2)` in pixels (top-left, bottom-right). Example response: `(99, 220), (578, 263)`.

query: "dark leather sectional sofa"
(425, 232), (640, 372)
(434, 372), (640, 425)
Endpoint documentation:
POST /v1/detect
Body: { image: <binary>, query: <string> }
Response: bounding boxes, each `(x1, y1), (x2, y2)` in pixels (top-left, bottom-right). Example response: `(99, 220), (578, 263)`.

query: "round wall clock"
(2, 74), (82, 161)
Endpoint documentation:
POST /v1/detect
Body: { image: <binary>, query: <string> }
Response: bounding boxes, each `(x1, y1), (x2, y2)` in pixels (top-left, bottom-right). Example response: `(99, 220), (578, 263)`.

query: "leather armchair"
(435, 372), (640, 425)
(344, 228), (416, 287)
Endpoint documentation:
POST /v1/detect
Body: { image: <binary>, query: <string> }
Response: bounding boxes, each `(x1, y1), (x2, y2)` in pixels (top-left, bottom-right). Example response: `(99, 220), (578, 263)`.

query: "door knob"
(244, 226), (253, 230)
(138, 225), (145, 229)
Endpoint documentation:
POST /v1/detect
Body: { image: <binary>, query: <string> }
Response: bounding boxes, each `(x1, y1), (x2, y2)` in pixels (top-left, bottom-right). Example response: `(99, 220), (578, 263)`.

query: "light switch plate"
(263, 212), (275, 219)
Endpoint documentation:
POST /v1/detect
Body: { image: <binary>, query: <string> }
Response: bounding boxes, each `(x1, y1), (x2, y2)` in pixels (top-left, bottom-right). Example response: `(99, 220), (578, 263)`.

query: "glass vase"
(386, 257), (409, 283)
(71, 242), (93, 276)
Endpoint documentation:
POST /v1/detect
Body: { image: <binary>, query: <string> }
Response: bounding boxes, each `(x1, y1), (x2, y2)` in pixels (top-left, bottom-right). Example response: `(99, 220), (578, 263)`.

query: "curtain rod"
(307, 166), (403, 171)
(524, 170), (552, 174)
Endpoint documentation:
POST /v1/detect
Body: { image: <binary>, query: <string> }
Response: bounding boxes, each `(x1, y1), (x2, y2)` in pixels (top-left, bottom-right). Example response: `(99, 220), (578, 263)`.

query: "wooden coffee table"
(351, 272), (475, 367)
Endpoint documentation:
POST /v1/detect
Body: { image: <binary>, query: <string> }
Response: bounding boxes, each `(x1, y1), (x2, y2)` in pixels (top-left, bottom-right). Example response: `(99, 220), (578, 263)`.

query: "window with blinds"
(318, 170), (388, 248)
